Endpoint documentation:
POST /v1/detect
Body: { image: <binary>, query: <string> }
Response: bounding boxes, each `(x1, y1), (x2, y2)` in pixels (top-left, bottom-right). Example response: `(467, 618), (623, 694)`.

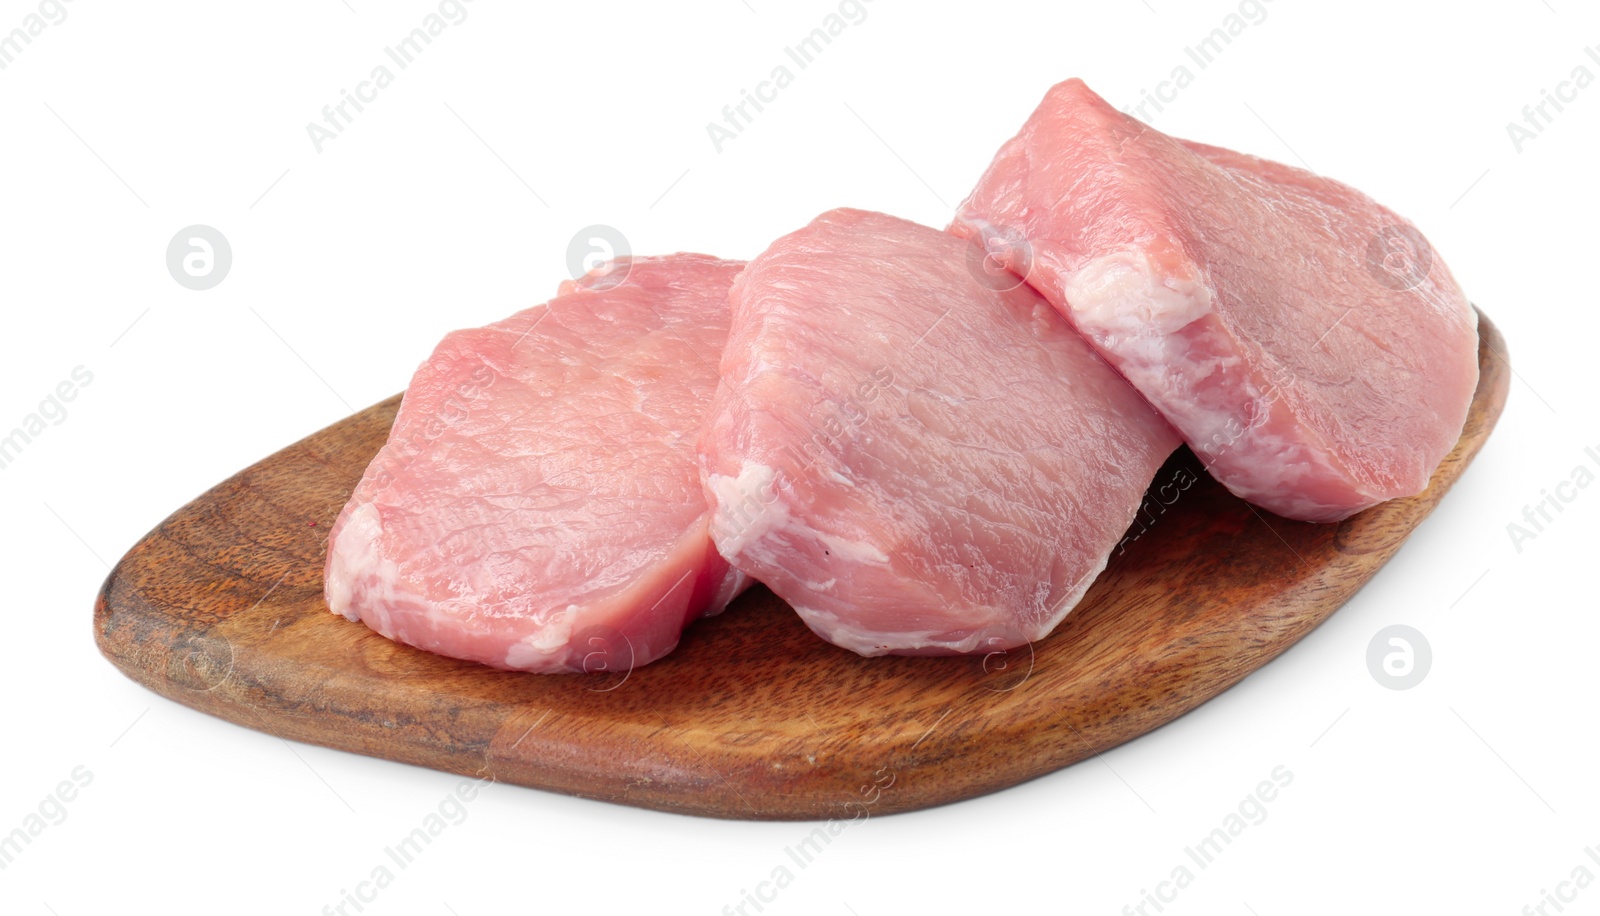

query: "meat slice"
(699, 209), (1180, 656)
(951, 79), (1479, 522)
(325, 254), (748, 673)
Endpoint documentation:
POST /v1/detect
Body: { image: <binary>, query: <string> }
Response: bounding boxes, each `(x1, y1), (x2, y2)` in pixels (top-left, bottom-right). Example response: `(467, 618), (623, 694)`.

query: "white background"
(2, 1), (1596, 914)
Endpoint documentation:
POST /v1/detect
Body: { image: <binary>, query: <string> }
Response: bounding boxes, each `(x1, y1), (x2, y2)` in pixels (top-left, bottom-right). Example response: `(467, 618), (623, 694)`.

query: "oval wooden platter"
(95, 311), (1508, 820)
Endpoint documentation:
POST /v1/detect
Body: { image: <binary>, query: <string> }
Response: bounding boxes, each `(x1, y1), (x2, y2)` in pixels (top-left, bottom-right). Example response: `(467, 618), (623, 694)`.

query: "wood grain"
(94, 311), (1509, 820)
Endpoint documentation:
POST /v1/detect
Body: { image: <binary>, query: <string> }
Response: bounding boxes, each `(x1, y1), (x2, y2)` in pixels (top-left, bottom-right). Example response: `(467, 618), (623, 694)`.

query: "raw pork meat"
(951, 79), (1479, 522)
(699, 209), (1180, 656)
(325, 254), (749, 673)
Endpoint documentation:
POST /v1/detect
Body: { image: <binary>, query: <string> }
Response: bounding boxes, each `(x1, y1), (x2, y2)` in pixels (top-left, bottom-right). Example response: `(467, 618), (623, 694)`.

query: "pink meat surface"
(699, 209), (1180, 656)
(325, 255), (749, 673)
(951, 79), (1479, 522)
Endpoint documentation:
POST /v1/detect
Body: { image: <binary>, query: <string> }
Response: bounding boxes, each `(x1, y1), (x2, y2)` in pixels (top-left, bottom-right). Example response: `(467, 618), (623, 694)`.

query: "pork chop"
(951, 79), (1479, 521)
(699, 209), (1180, 656)
(325, 254), (749, 673)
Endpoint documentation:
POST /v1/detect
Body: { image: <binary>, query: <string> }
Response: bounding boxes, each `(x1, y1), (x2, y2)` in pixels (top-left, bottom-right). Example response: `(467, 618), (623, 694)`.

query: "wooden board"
(94, 311), (1509, 820)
